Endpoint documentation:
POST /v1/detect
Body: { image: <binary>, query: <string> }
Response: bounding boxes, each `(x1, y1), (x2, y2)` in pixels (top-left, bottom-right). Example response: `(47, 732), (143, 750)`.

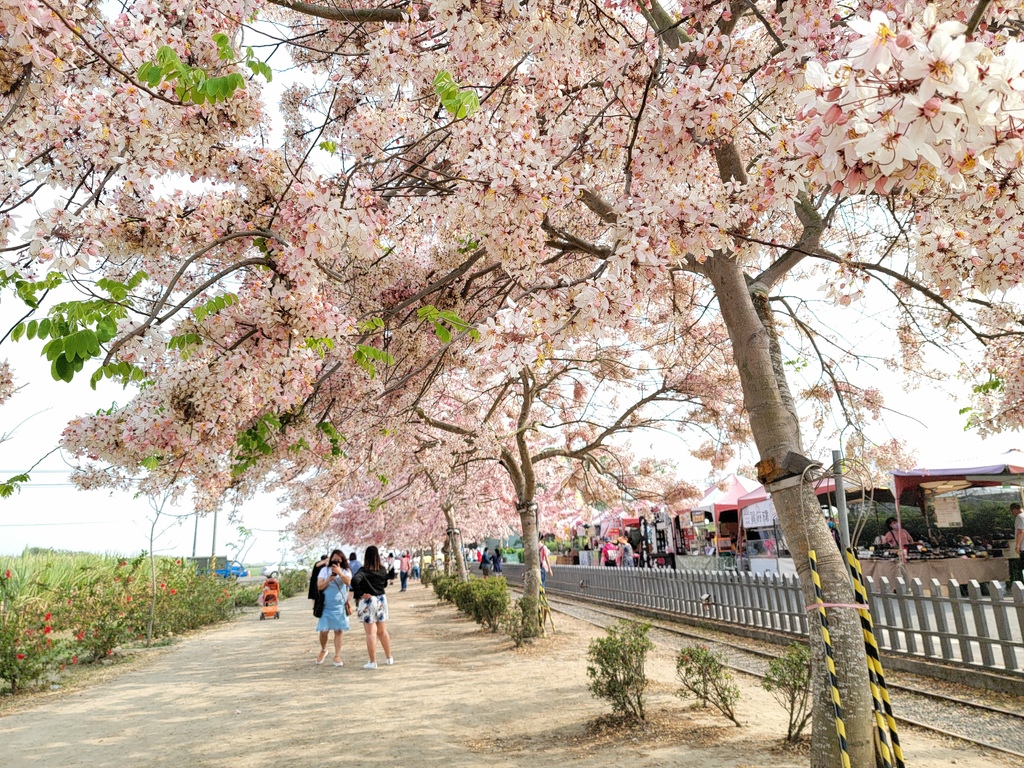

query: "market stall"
(882, 450), (1024, 584)
(690, 475), (764, 562)
(737, 496), (797, 577)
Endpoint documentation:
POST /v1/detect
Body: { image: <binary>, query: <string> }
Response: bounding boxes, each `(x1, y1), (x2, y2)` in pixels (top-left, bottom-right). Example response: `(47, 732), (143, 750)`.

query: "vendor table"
(861, 557), (1009, 585)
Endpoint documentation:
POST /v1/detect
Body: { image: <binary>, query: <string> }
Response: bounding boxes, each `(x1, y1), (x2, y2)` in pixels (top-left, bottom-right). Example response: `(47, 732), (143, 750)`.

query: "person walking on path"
(315, 549), (352, 666)
(539, 536), (553, 588)
(349, 551), (362, 575)
(479, 548), (493, 577)
(308, 553), (328, 615)
(399, 551), (412, 591)
(350, 545), (394, 669)
(492, 546), (503, 575)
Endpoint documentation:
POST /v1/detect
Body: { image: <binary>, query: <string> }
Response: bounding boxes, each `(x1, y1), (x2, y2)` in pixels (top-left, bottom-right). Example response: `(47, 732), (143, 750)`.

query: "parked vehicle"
(261, 561), (305, 578)
(213, 560), (249, 578)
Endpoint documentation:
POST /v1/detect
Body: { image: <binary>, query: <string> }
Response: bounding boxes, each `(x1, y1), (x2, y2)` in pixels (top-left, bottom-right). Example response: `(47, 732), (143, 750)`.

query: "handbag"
(345, 600), (354, 616)
(313, 591), (325, 618)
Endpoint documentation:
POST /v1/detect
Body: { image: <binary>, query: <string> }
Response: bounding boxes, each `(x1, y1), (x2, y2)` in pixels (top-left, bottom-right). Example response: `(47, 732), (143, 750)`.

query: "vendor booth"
(690, 475), (764, 563)
(737, 496), (797, 577)
(736, 476), (890, 577)
(883, 450), (1024, 584)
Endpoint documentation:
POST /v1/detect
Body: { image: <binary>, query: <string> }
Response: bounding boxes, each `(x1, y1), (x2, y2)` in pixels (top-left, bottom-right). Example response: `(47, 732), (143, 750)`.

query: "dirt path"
(0, 585), (1011, 767)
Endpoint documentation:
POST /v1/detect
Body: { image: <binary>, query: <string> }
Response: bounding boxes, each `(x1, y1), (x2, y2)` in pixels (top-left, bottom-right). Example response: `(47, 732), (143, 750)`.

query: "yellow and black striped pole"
(807, 549), (852, 768)
(846, 548), (906, 768)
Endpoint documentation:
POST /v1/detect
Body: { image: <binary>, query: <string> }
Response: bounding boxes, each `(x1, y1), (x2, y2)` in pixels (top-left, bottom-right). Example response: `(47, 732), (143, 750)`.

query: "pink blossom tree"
(7, 0), (1024, 764)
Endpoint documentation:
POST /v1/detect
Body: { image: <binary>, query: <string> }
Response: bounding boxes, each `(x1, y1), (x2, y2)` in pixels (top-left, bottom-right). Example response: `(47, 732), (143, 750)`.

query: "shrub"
(277, 570), (308, 598)
(675, 644), (741, 726)
(761, 642), (812, 742)
(420, 566), (434, 587)
(500, 596), (536, 647)
(432, 574), (458, 602)
(450, 580), (474, 615)
(0, 567), (70, 693)
(472, 578), (510, 631)
(586, 620), (652, 722)
(0, 550), (268, 694)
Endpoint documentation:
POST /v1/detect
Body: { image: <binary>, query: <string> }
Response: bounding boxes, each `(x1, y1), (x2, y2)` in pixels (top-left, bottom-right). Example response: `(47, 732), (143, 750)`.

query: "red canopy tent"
(691, 475), (764, 555)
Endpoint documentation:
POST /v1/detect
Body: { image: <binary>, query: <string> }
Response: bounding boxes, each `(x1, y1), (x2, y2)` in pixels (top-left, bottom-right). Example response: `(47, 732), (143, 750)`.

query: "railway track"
(541, 592), (1024, 761)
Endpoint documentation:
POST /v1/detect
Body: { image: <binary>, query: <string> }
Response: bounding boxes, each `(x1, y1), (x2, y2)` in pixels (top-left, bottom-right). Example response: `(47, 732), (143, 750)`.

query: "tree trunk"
(441, 504), (468, 581)
(706, 256), (875, 768)
(518, 503), (542, 636)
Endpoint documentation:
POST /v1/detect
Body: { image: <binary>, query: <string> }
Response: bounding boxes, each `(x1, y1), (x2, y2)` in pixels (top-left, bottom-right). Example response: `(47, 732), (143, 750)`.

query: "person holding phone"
(350, 545), (394, 669)
(315, 549), (351, 666)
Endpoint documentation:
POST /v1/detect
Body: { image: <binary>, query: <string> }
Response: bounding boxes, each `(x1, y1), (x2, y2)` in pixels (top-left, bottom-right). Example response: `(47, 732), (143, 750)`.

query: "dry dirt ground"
(0, 586), (1013, 767)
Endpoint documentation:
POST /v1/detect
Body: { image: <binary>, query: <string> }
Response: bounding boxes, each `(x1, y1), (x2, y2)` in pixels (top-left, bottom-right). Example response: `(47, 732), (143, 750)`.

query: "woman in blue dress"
(315, 549), (352, 666)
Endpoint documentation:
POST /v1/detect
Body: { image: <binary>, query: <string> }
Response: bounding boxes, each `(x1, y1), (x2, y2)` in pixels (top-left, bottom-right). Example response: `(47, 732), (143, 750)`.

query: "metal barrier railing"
(502, 562), (1024, 676)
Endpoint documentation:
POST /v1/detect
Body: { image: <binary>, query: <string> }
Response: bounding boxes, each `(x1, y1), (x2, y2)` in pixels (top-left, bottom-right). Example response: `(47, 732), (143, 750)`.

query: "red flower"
(71, 656), (78, 665)
(3, 569), (9, 579)
(119, 560), (126, 567)
(76, 631), (85, 641)
(67, 599), (72, 606)
(159, 582), (166, 589)
(113, 576), (119, 582)
(43, 626), (52, 634)
(175, 559), (181, 565)
(16, 653), (25, 660)
(125, 595), (132, 602)
(44, 612), (51, 621)
(170, 589), (177, 595)
(216, 597), (222, 603)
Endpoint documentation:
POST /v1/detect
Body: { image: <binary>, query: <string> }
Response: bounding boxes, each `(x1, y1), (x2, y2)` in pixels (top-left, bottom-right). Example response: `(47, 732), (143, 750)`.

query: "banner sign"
(742, 499), (778, 529)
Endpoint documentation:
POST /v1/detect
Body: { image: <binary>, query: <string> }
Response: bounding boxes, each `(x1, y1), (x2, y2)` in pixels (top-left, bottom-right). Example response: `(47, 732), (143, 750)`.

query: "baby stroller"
(259, 578), (281, 620)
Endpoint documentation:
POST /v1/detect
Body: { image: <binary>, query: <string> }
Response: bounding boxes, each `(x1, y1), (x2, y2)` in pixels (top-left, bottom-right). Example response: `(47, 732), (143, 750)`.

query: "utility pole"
(210, 508), (218, 566)
(832, 449), (851, 553)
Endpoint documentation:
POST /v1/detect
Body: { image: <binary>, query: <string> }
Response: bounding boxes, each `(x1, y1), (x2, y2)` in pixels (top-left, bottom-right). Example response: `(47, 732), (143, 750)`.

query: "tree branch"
(266, 0), (430, 24)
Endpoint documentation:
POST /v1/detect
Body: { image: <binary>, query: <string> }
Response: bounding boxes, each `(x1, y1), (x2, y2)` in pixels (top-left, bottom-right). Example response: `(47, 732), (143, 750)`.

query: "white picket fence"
(502, 563), (1024, 676)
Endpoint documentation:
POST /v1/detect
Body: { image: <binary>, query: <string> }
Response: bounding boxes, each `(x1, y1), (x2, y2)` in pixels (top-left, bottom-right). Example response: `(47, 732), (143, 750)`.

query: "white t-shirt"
(1014, 513), (1024, 553)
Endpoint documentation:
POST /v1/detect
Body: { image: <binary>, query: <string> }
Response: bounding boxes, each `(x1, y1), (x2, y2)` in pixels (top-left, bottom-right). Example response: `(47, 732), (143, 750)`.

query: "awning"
(692, 475), (764, 514)
(892, 449), (1024, 501)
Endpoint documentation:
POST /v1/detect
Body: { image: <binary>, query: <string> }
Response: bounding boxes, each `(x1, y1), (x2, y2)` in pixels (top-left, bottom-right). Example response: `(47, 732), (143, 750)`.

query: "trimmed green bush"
(431, 574), (458, 602)
(586, 620), (652, 722)
(500, 596), (536, 647)
(762, 642), (812, 742)
(675, 644), (741, 726)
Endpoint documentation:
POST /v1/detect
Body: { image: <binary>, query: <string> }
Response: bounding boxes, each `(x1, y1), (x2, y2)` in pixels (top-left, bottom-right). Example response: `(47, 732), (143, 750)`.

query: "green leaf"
(52, 356), (73, 383)
(36, 318), (51, 339)
(0, 473), (30, 498)
(26, 319), (38, 339)
(141, 456), (160, 470)
(11, 323), (24, 342)
(433, 70), (479, 119)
